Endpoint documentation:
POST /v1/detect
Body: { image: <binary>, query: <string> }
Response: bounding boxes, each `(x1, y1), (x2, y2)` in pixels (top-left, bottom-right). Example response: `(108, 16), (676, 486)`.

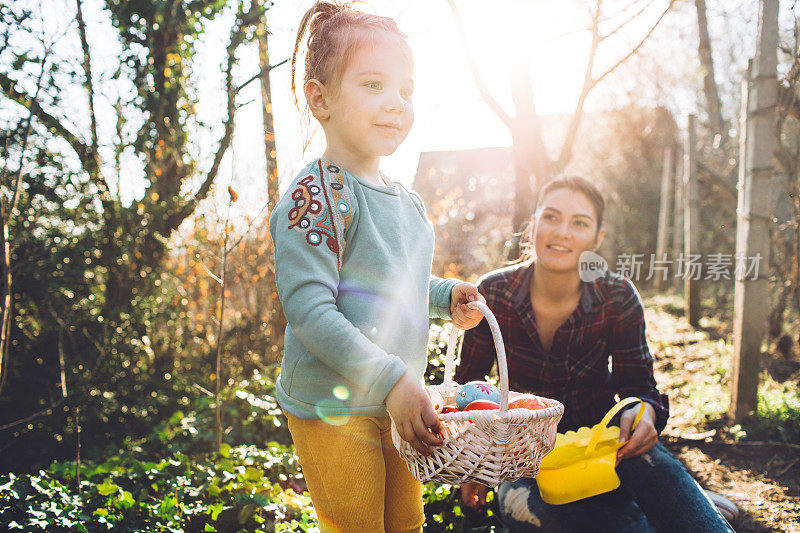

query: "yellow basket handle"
(585, 397), (646, 456)
(443, 301), (510, 412)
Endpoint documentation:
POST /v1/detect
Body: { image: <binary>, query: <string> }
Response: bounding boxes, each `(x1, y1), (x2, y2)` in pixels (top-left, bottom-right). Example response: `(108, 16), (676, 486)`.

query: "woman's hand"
(450, 282), (486, 330)
(616, 401), (658, 465)
(460, 481), (489, 509)
(386, 372), (443, 456)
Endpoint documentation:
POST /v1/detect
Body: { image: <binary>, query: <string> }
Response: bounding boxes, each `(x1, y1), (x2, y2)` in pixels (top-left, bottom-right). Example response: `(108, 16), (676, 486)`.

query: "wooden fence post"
(655, 146), (674, 291)
(673, 147), (684, 276)
(730, 0), (778, 423)
(683, 115), (701, 326)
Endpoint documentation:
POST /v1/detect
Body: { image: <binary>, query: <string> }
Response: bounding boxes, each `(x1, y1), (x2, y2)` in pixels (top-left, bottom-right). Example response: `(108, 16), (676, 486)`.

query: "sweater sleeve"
(429, 275), (459, 319)
(404, 188), (460, 320)
(609, 278), (670, 433)
(269, 161), (408, 404)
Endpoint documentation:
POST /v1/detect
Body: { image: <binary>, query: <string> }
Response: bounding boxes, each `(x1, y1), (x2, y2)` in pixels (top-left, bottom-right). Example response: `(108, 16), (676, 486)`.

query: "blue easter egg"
(456, 381), (501, 410)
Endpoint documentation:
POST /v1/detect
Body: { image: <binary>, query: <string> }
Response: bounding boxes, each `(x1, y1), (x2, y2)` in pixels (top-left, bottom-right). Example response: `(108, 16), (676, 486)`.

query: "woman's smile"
(545, 244), (573, 254)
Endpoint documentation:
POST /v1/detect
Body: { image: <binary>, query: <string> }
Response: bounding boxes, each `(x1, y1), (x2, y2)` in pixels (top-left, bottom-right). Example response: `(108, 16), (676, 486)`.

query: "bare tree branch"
(600, 0), (657, 42)
(0, 51), (50, 395)
(75, 0), (100, 164)
(113, 95), (124, 202)
(0, 193), (10, 397)
(225, 201), (271, 253)
(555, 0), (603, 172)
(592, 0), (677, 88)
(0, 318), (68, 431)
(0, 397), (67, 432)
(236, 58), (288, 94)
(0, 72), (111, 199)
(444, 0), (514, 129)
(0, 72), (86, 162)
(696, 160), (737, 203)
(58, 329), (68, 398)
(167, 19), (247, 230)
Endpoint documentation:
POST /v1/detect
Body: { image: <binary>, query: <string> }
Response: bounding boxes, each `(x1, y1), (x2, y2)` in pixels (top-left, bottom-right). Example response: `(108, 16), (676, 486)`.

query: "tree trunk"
(730, 0), (778, 423)
(257, 6), (285, 345)
(507, 58), (538, 260)
(694, 0), (725, 140)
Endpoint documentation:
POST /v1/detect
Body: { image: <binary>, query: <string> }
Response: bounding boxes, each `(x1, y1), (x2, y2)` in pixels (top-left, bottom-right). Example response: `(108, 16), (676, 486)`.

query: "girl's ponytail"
(290, 1), (409, 110)
(291, 2), (348, 109)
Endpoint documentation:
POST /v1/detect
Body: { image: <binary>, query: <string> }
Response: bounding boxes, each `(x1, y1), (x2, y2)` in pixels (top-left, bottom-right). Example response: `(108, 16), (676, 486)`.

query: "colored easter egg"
(425, 386), (444, 413)
(508, 395), (548, 411)
(464, 400), (501, 411)
(440, 404), (459, 414)
(456, 381), (501, 410)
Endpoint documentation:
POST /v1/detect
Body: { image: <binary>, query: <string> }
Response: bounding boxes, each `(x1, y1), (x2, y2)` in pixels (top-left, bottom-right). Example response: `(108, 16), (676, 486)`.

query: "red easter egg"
(464, 400), (501, 411)
(508, 395), (547, 410)
(440, 404), (459, 414)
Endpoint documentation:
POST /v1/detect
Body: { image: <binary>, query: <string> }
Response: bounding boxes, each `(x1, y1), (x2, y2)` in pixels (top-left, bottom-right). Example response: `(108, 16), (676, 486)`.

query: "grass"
(643, 293), (800, 445)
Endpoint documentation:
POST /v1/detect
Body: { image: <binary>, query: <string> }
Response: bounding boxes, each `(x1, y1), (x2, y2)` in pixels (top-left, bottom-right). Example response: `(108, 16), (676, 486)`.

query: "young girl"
(269, 3), (485, 531)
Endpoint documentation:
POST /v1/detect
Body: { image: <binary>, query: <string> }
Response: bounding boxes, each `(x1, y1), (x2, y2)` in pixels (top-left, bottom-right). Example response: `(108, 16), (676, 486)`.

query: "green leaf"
(208, 502), (225, 520)
(243, 467), (262, 482)
(238, 503), (257, 524)
(168, 410), (185, 425)
(97, 480), (120, 496)
(219, 443), (231, 458)
(204, 525), (217, 532)
(158, 493), (178, 519)
(120, 490), (135, 509)
(93, 508), (109, 517)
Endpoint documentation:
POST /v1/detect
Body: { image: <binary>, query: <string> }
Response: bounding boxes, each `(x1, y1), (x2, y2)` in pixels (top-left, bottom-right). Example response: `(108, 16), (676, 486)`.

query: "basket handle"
(443, 301), (510, 412)
(586, 397), (646, 456)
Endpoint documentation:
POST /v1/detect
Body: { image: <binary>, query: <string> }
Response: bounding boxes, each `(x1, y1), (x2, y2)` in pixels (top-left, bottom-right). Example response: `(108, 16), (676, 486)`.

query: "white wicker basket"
(391, 301), (564, 486)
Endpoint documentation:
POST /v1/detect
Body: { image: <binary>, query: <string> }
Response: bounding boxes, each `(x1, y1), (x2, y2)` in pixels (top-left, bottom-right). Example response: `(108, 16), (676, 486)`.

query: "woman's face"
(532, 187), (604, 274)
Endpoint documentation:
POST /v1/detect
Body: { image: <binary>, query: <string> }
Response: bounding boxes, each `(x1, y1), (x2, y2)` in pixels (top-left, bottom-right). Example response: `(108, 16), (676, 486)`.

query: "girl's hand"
(450, 282), (486, 330)
(616, 401), (658, 465)
(460, 481), (489, 509)
(386, 372), (443, 456)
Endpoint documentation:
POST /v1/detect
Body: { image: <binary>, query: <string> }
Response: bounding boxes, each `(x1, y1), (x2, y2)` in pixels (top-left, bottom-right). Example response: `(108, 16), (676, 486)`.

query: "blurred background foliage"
(0, 0), (281, 470)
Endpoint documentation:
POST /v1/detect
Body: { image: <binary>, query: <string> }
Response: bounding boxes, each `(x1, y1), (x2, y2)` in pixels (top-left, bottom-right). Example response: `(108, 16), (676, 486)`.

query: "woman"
(455, 175), (735, 532)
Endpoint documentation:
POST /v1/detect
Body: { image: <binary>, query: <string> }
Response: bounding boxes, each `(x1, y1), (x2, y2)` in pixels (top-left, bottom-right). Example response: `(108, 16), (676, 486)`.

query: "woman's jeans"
(496, 442), (735, 532)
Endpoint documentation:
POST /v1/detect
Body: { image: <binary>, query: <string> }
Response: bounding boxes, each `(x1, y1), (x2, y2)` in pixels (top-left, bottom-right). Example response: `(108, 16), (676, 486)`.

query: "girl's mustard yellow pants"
(286, 412), (424, 533)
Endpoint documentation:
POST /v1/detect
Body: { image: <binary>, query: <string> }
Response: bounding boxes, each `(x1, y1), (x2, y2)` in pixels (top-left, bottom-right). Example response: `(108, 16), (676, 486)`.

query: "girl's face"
(311, 37), (414, 165)
(532, 187), (604, 274)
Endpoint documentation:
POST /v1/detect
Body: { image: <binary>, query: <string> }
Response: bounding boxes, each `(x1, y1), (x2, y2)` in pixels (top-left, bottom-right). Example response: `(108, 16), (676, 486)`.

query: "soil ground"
(643, 295), (800, 533)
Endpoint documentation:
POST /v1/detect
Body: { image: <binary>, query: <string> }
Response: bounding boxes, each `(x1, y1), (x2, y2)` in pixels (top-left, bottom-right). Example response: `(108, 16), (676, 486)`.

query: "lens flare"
(315, 398), (350, 425)
(332, 385), (350, 400)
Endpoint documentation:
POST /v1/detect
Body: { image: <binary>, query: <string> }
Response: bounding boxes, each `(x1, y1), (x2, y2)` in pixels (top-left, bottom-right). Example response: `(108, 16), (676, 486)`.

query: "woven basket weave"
(390, 301), (564, 485)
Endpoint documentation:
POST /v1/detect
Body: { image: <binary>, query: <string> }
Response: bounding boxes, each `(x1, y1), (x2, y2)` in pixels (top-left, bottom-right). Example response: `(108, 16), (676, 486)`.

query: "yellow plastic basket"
(536, 397), (645, 505)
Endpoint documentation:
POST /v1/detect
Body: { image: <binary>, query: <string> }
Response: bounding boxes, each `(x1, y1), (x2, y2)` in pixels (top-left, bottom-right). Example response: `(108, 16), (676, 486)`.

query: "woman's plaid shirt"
(454, 261), (669, 433)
